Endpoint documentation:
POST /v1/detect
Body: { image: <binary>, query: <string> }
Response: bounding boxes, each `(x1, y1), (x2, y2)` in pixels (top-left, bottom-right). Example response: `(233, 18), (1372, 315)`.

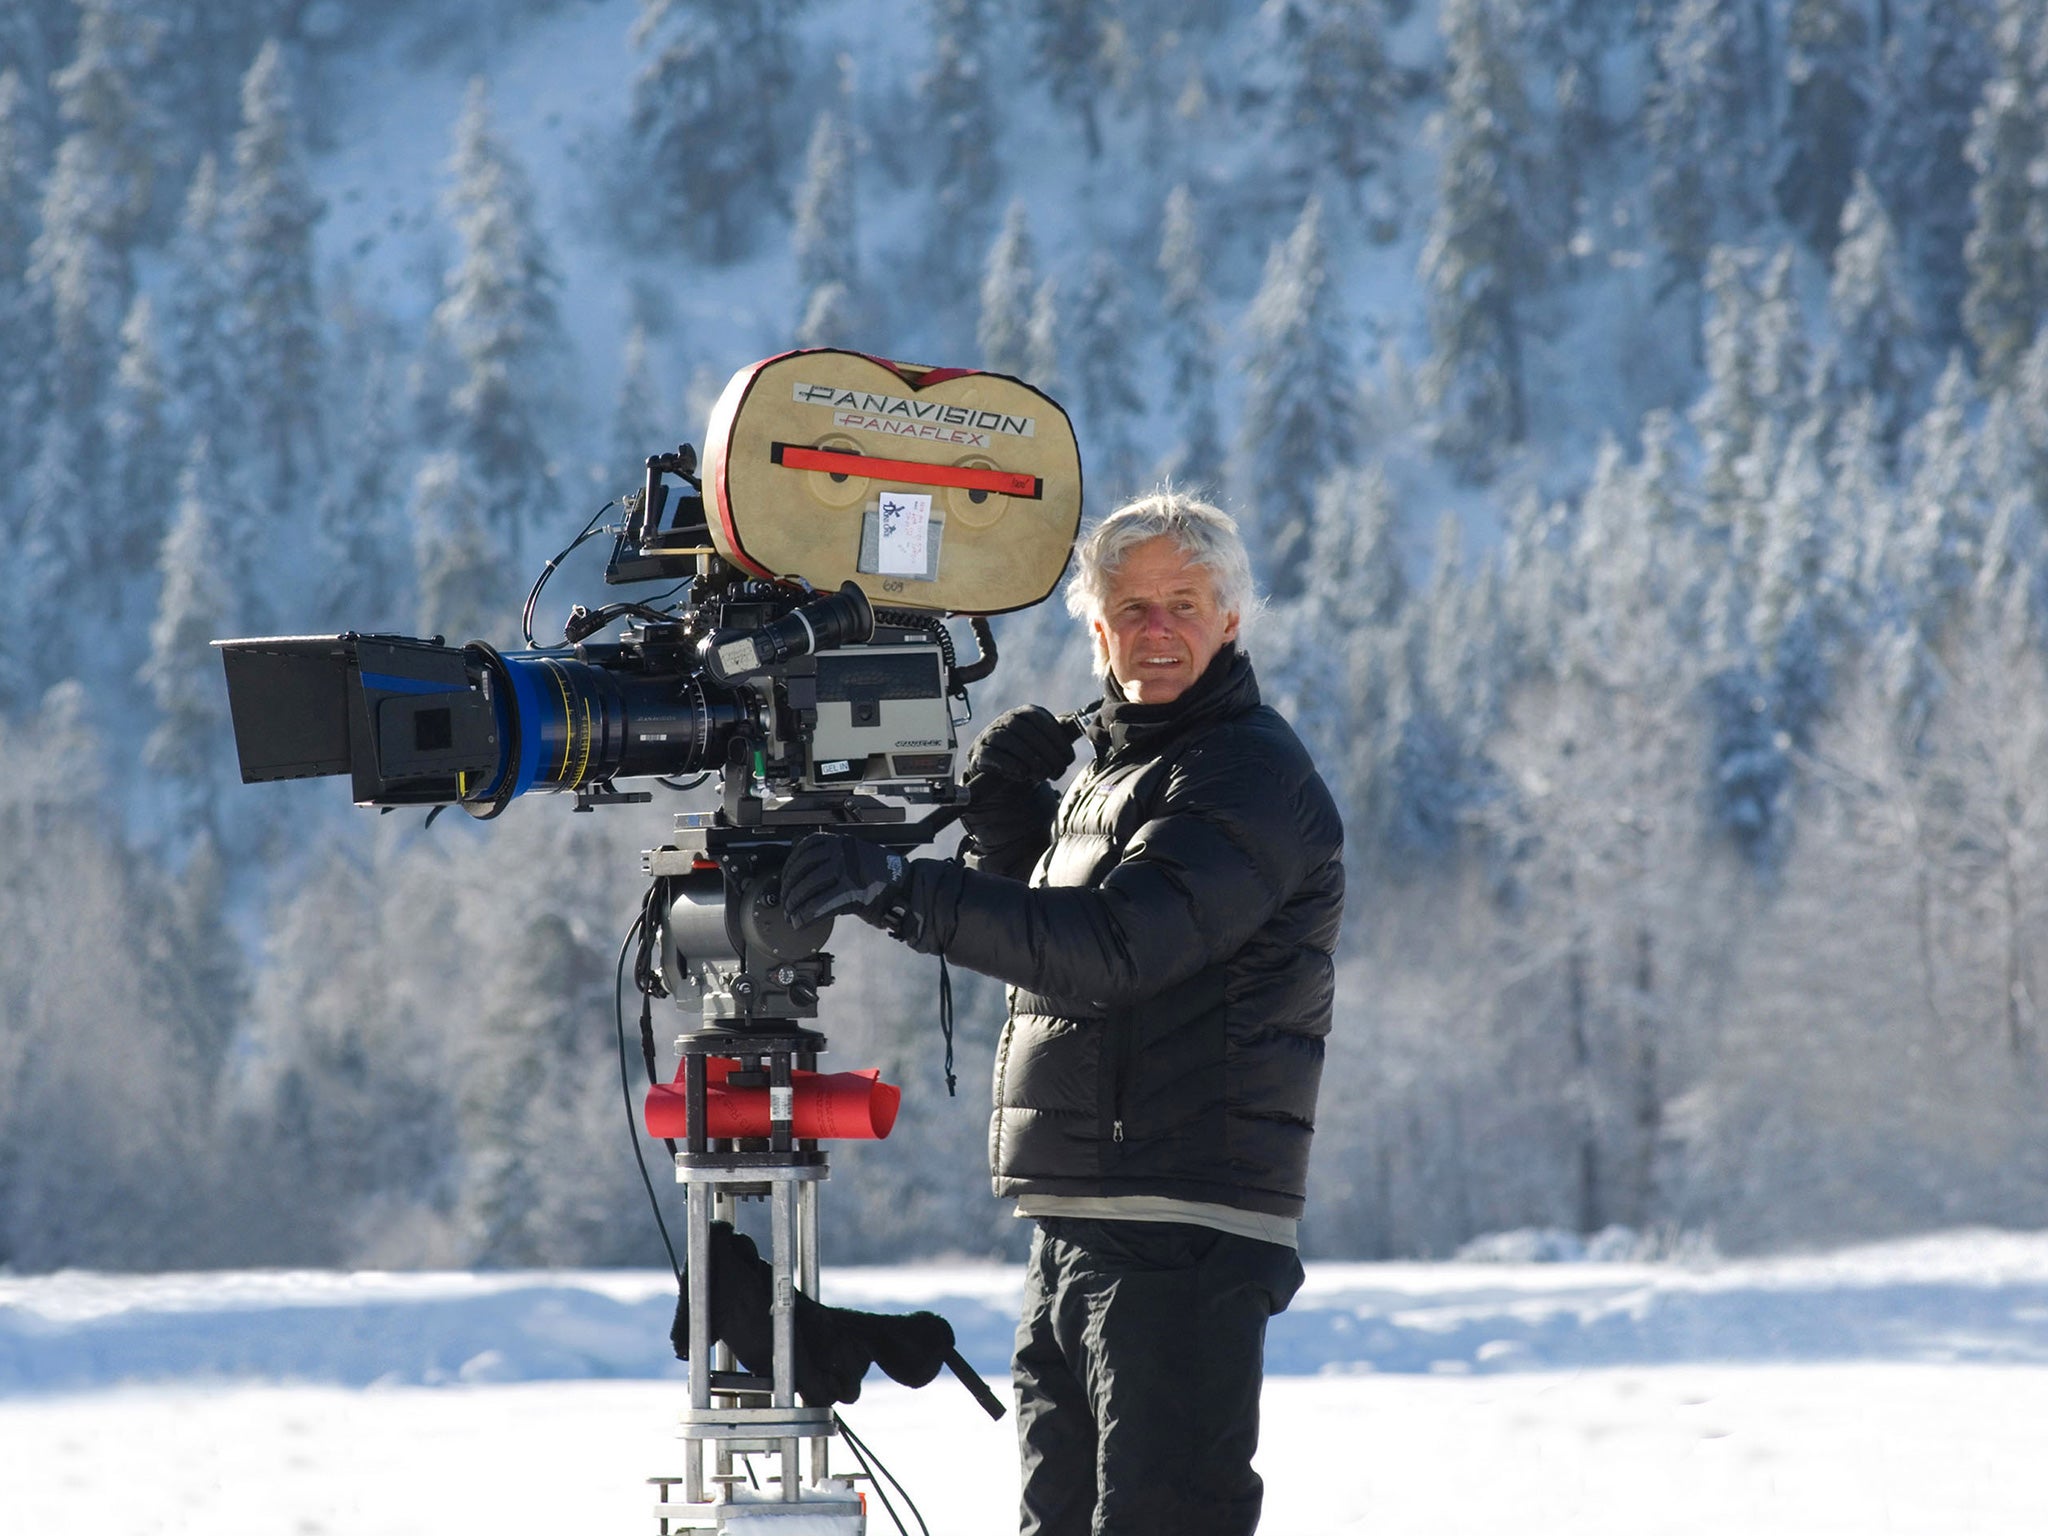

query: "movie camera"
(214, 350), (1083, 1533)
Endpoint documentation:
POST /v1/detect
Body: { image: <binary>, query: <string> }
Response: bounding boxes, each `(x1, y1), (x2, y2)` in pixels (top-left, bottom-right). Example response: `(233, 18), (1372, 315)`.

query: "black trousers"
(1013, 1217), (1305, 1536)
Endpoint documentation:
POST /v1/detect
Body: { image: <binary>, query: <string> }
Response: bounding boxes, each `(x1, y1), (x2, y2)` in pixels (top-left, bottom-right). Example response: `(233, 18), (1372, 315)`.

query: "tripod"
(644, 806), (934, 1534)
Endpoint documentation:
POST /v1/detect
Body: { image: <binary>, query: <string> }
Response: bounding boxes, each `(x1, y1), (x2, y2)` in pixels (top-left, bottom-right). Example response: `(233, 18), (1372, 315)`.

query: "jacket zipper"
(1109, 1016), (1135, 1145)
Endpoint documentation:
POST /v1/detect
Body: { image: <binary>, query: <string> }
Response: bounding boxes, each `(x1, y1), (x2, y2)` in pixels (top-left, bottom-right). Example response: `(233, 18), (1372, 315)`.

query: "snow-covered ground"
(8, 1230), (2048, 1533)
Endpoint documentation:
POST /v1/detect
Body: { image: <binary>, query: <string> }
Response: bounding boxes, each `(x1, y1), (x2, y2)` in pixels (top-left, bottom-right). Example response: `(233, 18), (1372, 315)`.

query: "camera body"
(214, 350), (1082, 824)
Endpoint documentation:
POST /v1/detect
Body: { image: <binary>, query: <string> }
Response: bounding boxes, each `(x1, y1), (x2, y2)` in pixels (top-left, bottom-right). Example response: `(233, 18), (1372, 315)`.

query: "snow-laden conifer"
(1828, 172), (1930, 440)
(433, 78), (563, 570)
(225, 39), (325, 516)
(161, 154), (234, 437)
(313, 354), (408, 634)
(977, 200), (1037, 377)
(1691, 247), (1763, 537)
(1262, 0), (1397, 208)
(141, 434), (237, 821)
(792, 104), (864, 348)
(1420, 0), (1534, 472)
(1070, 251), (1145, 504)
(1031, 0), (1111, 159)
(411, 449), (510, 646)
(1156, 183), (1224, 493)
(28, 0), (163, 435)
(629, 0), (806, 262)
(1962, 0), (2048, 384)
(0, 68), (47, 493)
(920, 0), (1002, 312)
(1772, 0), (1872, 256)
(1241, 196), (1352, 599)
(1645, 0), (1766, 298)
(1867, 0), (1995, 353)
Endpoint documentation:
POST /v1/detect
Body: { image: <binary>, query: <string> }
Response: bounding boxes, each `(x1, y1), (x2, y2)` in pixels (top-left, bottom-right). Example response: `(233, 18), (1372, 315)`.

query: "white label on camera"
(877, 491), (931, 576)
(770, 1085), (794, 1122)
(716, 638), (759, 677)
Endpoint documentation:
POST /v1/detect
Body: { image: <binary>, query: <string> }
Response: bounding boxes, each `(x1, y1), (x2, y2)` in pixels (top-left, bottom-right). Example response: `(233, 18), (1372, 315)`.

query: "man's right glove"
(965, 705), (1077, 786)
(780, 832), (910, 929)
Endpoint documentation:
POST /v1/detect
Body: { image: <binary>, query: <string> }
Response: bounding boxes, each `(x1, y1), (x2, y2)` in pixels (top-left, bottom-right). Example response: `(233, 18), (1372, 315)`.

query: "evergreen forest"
(6, 0), (2048, 1269)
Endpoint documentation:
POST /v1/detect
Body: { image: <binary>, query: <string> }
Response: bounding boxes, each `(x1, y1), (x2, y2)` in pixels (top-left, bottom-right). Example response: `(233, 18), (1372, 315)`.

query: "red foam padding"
(644, 1057), (902, 1141)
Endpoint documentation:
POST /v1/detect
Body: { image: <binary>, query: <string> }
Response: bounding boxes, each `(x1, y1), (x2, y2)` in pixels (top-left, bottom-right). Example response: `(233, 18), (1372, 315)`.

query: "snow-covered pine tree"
(1883, 355), (1986, 742)
(312, 353), (408, 634)
(1031, 0), (1111, 158)
(2008, 329), (2048, 514)
(1826, 391), (1897, 616)
(977, 199), (1038, 377)
(1269, 463), (1405, 786)
(606, 322), (663, 490)
(1690, 246), (1763, 539)
(411, 449), (510, 646)
(1572, 434), (1659, 670)
(1156, 183), (1224, 493)
(1976, 385), (2046, 598)
(0, 7), (68, 130)
(1772, 0), (1872, 256)
(629, 0), (808, 261)
(919, 0), (1002, 319)
(434, 78), (564, 573)
(1961, 0), (2048, 385)
(161, 154), (235, 438)
(105, 291), (167, 599)
(455, 906), (615, 1267)
(27, 0), (163, 445)
(1240, 195), (1353, 600)
(1070, 250), (1145, 505)
(1025, 274), (1062, 394)
(1867, 0), (1994, 353)
(1742, 245), (1811, 505)
(224, 39), (325, 523)
(141, 433), (238, 832)
(1529, 0), (1615, 223)
(792, 104), (864, 348)
(1370, 513), (1483, 862)
(1262, 0), (1398, 210)
(1894, 354), (1988, 629)
(0, 68), (46, 523)
(1420, 0), (1536, 473)
(137, 1), (288, 172)
(1751, 411), (1839, 738)
(1645, 0), (1769, 301)
(1828, 170), (1930, 442)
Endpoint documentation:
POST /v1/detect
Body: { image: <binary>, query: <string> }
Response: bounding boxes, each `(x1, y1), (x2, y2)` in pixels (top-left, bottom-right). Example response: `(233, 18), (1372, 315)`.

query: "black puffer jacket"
(897, 646), (1344, 1219)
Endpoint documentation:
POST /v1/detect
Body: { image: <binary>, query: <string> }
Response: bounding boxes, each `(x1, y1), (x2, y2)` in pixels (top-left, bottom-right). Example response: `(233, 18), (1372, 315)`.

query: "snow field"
(6, 1365), (2048, 1535)
(10, 1233), (2048, 1531)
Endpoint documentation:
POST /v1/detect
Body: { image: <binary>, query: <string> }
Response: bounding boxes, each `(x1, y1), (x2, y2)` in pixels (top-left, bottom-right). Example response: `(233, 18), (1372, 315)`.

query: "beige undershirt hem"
(1014, 1193), (1299, 1251)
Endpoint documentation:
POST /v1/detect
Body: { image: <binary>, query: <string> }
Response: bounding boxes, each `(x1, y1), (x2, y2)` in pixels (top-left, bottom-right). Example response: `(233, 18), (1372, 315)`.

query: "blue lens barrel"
(468, 649), (743, 805)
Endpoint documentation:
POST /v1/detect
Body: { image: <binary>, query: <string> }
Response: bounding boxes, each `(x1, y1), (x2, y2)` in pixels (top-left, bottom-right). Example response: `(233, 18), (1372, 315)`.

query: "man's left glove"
(780, 832), (910, 929)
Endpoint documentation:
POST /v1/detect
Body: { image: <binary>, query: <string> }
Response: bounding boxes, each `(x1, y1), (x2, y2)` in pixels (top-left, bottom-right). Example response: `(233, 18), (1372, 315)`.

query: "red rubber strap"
(770, 442), (1042, 499)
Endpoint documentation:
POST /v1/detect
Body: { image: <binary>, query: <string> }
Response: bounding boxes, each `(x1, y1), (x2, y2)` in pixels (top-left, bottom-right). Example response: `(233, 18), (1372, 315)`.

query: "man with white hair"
(783, 492), (1344, 1534)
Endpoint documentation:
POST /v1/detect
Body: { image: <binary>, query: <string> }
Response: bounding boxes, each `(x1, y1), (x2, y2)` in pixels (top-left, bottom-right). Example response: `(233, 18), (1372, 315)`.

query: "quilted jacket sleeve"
(898, 732), (1332, 1008)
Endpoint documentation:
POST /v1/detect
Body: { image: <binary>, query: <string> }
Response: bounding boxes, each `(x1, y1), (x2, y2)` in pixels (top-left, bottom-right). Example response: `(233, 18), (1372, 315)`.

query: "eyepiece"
(699, 581), (875, 685)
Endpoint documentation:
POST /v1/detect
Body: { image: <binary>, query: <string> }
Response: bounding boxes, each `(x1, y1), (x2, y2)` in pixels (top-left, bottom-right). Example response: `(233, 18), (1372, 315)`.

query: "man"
(782, 492), (1344, 1534)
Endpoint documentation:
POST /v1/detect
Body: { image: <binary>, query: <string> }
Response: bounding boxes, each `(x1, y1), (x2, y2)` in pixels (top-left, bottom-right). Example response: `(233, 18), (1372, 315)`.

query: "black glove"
(965, 705), (1076, 786)
(780, 832), (909, 928)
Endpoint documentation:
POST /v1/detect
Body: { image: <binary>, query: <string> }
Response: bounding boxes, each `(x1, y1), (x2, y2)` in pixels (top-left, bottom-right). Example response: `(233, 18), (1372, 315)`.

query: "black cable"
(616, 913), (683, 1285)
(833, 1414), (930, 1536)
(525, 500), (618, 646)
(656, 772), (714, 793)
(562, 585), (696, 645)
(937, 954), (957, 1097)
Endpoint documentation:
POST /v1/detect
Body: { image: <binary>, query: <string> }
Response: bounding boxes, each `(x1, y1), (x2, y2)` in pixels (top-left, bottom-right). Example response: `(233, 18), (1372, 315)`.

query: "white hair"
(1063, 491), (1259, 639)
